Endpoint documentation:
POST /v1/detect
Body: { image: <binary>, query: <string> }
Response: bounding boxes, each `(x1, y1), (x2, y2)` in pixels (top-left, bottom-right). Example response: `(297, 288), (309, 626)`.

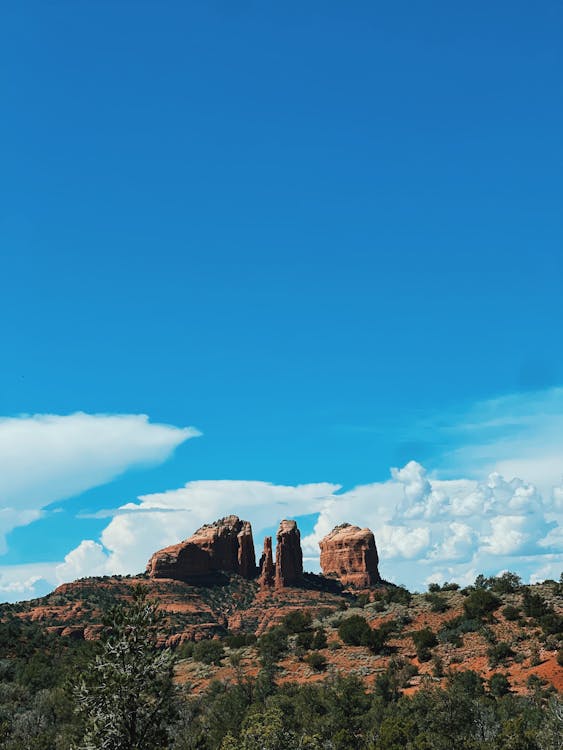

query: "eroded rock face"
(319, 523), (380, 587)
(147, 515), (257, 581)
(275, 519), (303, 588)
(258, 536), (275, 588)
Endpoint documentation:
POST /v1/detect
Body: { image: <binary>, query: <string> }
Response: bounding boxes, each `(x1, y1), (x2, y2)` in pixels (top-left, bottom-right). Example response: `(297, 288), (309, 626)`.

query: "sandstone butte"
(319, 523), (381, 587)
(148, 515), (380, 592)
(146, 515), (257, 581)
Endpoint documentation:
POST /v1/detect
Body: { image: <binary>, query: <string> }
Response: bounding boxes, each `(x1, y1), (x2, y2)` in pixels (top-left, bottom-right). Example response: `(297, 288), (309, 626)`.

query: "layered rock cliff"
(319, 523), (380, 587)
(147, 515), (256, 581)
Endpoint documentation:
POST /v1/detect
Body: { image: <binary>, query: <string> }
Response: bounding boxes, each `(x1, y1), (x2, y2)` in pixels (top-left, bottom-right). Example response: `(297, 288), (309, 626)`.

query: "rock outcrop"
(275, 519), (303, 588)
(147, 515), (256, 581)
(258, 536), (275, 588)
(319, 523), (380, 587)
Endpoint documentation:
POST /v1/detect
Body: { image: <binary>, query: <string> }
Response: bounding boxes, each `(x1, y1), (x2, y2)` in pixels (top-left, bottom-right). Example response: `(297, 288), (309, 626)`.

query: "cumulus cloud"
(51, 459), (562, 593)
(0, 412), (198, 552)
(0, 563), (59, 602)
(2, 389), (562, 601)
(80, 480), (341, 577)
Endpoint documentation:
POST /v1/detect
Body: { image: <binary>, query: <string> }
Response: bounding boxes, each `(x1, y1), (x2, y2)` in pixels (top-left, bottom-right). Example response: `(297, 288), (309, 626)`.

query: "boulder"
(319, 523), (380, 587)
(147, 515), (257, 581)
(275, 519), (303, 588)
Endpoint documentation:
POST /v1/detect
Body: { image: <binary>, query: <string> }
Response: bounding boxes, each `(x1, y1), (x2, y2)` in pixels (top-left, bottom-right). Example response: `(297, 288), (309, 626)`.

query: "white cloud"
(0, 563), (59, 602)
(51, 460), (561, 594)
(0, 412), (198, 550)
(1, 389), (562, 602)
(55, 540), (109, 583)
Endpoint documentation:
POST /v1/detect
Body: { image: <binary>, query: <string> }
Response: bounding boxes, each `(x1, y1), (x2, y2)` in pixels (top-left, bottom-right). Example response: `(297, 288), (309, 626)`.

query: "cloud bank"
(41, 459), (562, 597)
(0, 390), (562, 602)
(0, 412), (199, 553)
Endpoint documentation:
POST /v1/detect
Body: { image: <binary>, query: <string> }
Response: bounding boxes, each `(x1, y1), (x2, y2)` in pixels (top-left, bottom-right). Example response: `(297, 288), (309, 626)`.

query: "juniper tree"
(73, 587), (175, 750)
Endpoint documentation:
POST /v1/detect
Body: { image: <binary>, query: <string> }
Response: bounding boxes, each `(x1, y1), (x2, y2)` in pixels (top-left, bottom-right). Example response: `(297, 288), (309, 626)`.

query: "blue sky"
(0, 2), (562, 600)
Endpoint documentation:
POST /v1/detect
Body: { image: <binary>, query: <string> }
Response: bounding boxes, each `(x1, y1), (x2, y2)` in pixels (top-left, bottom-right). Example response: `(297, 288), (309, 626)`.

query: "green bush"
(312, 628), (327, 650)
(257, 626), (288, 665)
(557, 648), (563, 667)
(224, 633), (257, 649)
(337, 615), (391, 654)
(522, 590), (550, 619)
(305, 652), (327, 672)
(355, 594), (370, 608)
(539, 612), (563, 635)
(425, 592), (449, 613)
(502, 605), (521, 622)
(338, 615), (371, 646)
(193, 639), (225, 665)
(411, 628), (438, 662)
(487, 641), (514, 668)
(282, 610), (313, 634)
(463, 589), (500, 620)
(488, 672), (510, 697)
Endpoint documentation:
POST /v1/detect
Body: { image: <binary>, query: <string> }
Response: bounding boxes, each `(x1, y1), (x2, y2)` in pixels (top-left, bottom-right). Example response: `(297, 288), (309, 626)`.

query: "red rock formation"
(319, 523), (380, 587)
(258, 536), (275, 588)
(237, 522), (256, 579)
(275, 519), (303, 588)
(147, 515), (257, 581)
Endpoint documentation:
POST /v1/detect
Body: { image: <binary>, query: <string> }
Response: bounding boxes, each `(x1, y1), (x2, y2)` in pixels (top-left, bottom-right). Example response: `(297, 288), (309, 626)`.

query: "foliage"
(281, 610), (313, 634)
(73, 587), (175, 750)
(463, 588), (501, 620)
(503, 604), (522, 621)
(425, 592), (450, 612)
(411, 627), (438, 661)
(193, 639), (225, 665)
(257, 627), (288, 666)
(305, 652), (327, 672)
(338, 614), (371, 646)
(488, 641), (515, 668)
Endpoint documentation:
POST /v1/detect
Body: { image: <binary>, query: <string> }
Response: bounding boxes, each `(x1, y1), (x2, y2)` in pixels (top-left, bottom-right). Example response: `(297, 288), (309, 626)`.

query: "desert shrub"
(224, 633), (257, 649)
(296, 630), (314, 650)
(488, 672), (510, 697)
(338, 615), (371, 646)
(463, 589), (500, 620)
(337, 615), (391, 654)
(282, 610), (312, 634)
(490, 572), (522, 594)
(487, 641), (514, 668)
(411, 628), (438, 662)
(539, 612), (563, 635)
(438, 616), (479, 647)
(432, 655), (444, 677)
(257, 627), (288, 665)
(193, 639), (225, 665)
(425, 592), (449, 613)
(305, 652), (327, 672)
(384, 586), (412, 606)
(502, 604), (521, 622)
(530, 645), (541, 666)
(175, 641), (195, 658)
(441, 581), (460, 591)
(355, 593), (370, 608)
(522, 590), (550, 619)
(312, 628), (327, 650)
(557, 648), (563, 667)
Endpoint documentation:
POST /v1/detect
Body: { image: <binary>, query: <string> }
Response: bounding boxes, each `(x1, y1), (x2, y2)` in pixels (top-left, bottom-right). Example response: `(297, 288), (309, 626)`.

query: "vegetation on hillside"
(0, 573), (561, 748)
